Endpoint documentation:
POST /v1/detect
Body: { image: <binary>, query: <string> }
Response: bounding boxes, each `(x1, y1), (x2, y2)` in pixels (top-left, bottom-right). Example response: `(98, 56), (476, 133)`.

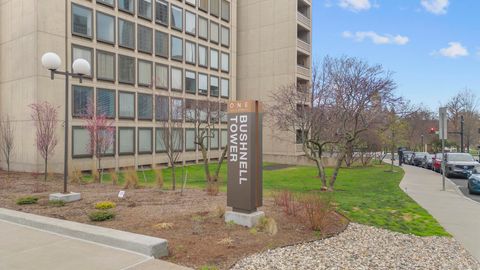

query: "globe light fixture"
(41, 52), (62, 71)
(72, 58), (91, 76)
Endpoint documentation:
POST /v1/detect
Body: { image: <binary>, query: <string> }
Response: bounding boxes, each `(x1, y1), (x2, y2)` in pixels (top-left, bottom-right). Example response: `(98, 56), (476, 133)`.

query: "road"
(449, 177), (480, 203)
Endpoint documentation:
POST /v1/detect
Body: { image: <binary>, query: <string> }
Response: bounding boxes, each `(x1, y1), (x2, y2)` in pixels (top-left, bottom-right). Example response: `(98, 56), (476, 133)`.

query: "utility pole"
(460, 115), (464, 153)
(421, 134), (424, 151)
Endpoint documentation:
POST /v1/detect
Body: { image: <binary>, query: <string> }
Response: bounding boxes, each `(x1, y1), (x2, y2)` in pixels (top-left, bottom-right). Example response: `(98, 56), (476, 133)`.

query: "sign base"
(49, 192), (81, 202)
(225, 210), (265, 228)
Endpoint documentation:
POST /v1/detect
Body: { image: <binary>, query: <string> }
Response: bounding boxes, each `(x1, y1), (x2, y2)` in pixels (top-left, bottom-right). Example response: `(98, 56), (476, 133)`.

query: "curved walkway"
(400, 164), (480, 262)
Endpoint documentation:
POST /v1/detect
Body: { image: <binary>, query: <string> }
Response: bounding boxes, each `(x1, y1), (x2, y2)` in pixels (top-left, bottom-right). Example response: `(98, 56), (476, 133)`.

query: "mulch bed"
(0, 171), (348, 269)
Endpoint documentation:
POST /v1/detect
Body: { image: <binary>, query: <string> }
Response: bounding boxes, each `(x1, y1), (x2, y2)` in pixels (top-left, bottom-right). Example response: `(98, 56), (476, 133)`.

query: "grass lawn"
(85, 163), (448, 237)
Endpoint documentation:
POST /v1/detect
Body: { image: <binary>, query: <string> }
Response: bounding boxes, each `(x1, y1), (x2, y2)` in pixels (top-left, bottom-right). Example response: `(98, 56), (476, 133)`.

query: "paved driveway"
(0, 220), (190, 270)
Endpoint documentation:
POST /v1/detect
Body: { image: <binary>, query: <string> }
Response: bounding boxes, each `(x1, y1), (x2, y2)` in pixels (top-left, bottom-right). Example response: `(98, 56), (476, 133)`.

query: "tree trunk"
(214, 147), (228, 180)
(200, 145), (211, 183)
(314, 158), (327, 190)
(98, 158), (103, 183)
(329, 151), (346, 191)
(44, 155), (48, 182)
(171, 163), (176, 190)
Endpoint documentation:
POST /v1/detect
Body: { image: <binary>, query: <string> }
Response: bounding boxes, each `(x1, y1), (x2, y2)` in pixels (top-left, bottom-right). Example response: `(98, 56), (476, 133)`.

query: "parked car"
(404, 152), (414, 165)
(412, 152), (429, 166)
(445, 153), (480, 178)
(468, 168), (480, 194)
(423, 154), (434, 169)
(432, 153), (443, 172)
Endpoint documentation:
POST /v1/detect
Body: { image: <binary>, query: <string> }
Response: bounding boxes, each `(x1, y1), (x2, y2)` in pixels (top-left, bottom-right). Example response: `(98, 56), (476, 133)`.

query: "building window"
(221, 52), (229, 73)
(221, 0), (230, 22)
(171, 98), (184, 121)
(199, 73), (208, 95)
(138, 0), (152, 20)
(185, 41), (196, 65)
(198, 100), (209, 122)
(118, 19), (135, 49)
(72, 127), (91, 157)
(198, 45), (208, 67)
(72, 85), (93, 117)
(96, 50), (115, 82)
(72, 45), (93, 77)
(199, 0), (208, 12)
(138, 128), (153, 154)
(171, 67), (183, 91)
(210, 49), (218, 70)
(118, 91), (135, 119)
(172, 128), (183, 151)
(221, 129), (227, 148)
(210, 129), (219, 149)
(118, 0), (134, 14)
(198, 16), (208, 40)
(171, 5), (183, 31)
(221, 26), (230, 47)
(98, 0), (115, 7)
(185, 99), (196, 121)
(155, 31), (168, 58)
(138, 60), (152, 87)
(221, 78), (229, 98)
(186, 0), (196, 7)
(118, 55), (135, 84)
(155, 96), (169, 121)
(210, 22), (219, 44)
(155, 64), (168, 89)
(210, 76), (219, 97)
(72, 4), (92, 38)
(185, 71), (196, 94)
(210, 0), (219, 17)
(155, 0), (168, 26)
(210, 102), (219, 123)
(171, 36), (183, 61)
(96, 12), (115, 44)
(137, 25), (153, 54)
(97, 88), (116, 118)
(185, 128), (196, 151)
(155, 128), (166, 152)
(119, 127), (135, 155)
(185, 11), (196, 36)
(138, 93), (153, 120)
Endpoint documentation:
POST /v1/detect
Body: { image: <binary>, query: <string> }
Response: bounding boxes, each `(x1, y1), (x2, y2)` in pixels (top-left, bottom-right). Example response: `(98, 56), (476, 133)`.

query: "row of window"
(72, 46), (230, 92)
(73, 3), (230, 48)
(73, 86), (229, 122)
(72, 126), (228, 157)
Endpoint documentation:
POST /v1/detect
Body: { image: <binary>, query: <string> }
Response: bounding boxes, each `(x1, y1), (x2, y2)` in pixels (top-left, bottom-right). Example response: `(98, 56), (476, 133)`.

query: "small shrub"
(153, 222), (174, 230)
(298, 193), (333, 232)
(199, 266), (219, 270)
(88, 210), (115, 222)
(249, 228), (258, 235)
(109, 169), (119, 186)
(256, 217), (278, 236)
(123, 167), (139, 189)
(206, 176), (219, 196)
(94, 201), (116, 210)
(217, 237), (234, 247)
(153, 169), (164, 189)
(215, 205), (226, 218)
(273, 190), (298, 216)
(69, 167), (83, 184)
(48, 200), (65, 207)
(16, 196), (39, 205)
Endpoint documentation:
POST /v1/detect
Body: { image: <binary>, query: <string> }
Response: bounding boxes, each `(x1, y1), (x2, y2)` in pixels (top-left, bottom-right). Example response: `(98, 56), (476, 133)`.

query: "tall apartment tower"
(237, 0), (312, 164)
(0, 0), (236, 172)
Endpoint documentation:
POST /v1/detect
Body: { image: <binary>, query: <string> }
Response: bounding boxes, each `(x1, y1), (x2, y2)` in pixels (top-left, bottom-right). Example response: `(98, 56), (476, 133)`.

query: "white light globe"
(41, 52), (61, 70)
(72, 58), (91, 76)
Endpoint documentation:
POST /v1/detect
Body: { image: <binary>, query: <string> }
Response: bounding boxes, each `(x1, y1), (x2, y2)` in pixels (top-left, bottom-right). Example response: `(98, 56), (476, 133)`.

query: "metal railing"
(297, 11), (311, 28)
(297, 39), (311, 53)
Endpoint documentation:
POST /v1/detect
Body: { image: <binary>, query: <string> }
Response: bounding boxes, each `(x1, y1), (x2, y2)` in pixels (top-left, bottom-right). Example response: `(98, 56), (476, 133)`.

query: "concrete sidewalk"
(400, 164), (480, 262)
(0, 220), (191, 270)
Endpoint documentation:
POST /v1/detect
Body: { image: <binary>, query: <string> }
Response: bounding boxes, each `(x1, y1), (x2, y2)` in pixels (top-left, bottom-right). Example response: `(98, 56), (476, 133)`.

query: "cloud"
(342, 31), (410, 45)
(432, 42), (469, 58)
(421, 0), (449, 15)
(338, 0), (371, 12)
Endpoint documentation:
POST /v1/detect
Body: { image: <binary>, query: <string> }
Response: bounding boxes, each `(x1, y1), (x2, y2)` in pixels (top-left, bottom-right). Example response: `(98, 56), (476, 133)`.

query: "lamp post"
(41, 52), (90, 195)
(421, 134), (424, 152)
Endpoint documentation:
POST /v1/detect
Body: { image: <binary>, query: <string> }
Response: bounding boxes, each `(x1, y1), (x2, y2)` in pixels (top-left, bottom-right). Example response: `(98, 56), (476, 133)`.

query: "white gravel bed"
(231, 223), (480, 270)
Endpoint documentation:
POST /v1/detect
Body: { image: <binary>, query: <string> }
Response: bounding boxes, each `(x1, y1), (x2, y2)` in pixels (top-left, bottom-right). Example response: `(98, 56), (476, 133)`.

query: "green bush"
(48, 200), (65, 207)
(88, 210), (115, 222)
(94, 201), (116, 210)
(16, 196), (39, 205)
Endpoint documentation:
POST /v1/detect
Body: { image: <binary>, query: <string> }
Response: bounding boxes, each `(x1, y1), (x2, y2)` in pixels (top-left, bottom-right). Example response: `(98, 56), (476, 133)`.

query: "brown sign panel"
(227, 100), (263, 213)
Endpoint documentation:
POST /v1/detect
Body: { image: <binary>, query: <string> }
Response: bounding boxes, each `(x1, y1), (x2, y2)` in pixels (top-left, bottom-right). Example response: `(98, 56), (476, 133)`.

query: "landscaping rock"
(231, 223), (480, 270)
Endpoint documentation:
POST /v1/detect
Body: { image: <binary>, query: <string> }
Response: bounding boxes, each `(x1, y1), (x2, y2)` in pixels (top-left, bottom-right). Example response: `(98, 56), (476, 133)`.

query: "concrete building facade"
(0, 0), (311, 173)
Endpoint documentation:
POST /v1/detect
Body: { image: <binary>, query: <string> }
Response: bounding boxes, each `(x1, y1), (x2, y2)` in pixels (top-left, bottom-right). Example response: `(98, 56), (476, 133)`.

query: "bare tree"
(83, 102), (115, 183)
(30, 102), (59, 182)
(187, 99), (228, 195)
(0, 115), (15, 173)
(455, 89), (479, 152)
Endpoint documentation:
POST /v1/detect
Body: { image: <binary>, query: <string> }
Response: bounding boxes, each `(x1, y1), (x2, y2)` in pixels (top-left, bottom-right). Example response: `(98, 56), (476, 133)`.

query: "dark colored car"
(445, 153), (480, 178)
(412, 152), (429, 166)
(432, 153), (443, 172)
(468, 168), (480, 194)
(423, 154), (434, 169)
(402, 151), (413, 164)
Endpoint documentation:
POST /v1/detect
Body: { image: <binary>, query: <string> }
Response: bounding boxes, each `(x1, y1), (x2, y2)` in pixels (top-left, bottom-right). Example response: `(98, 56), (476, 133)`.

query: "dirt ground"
(0, 171), (348, 270)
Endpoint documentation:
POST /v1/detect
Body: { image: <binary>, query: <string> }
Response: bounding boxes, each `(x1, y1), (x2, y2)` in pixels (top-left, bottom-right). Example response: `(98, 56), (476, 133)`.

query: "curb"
(0, 208), (168, 258)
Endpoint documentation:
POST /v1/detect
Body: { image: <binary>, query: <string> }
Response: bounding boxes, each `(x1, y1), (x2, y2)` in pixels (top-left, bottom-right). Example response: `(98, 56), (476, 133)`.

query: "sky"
(312, 0), (480, 110)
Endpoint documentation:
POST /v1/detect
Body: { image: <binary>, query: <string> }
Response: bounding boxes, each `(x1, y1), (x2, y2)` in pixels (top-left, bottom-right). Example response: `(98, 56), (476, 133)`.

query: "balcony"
(297, 12), (311, 28)
(297, 65), (310, 78)
(297, 39), (311, 54)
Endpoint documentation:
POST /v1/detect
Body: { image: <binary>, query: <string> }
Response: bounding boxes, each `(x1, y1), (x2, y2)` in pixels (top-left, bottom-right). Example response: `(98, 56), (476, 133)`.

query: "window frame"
(210, 129), (219, 150)
(171, 67), (183, 92)
(221, 78), (229, 98)
(221, 25), (230, 47)
(138, 127), (153, 154)
(199, 0), (208, 13)
(155, 30), (169, 58)
(210, 76), (219, 97)
(71, 3), (93, 39)
(137, 59), (153, 87)
(185, 70), (197, 94)
(118, 127), (136, 155)
(185, 10), (197, 36)
(71, 44), (93, 78)
(137, 24), (153, 54)
(198, 73), (208, 95)
(185, 128), (196, 151)
(118, 54), (136, 85)
(118, 90), (136, 120)
(198, 44), (208, 68)
(96, 11), (116, 45)
(221, 0), (230, 22)
(185, 40), (196, 65)
(118, 0), (135, 14)
(221, 52), (229, 73)
(155, 63), (169, 90)
(186, 0), (196, 8)
(198, 16), (209, 41)
(96, 88), (116, 119)
(171, 35), (183, 62)
(138, 0), (153, 21)
(171, 98), (184, 122)
(210, 21), (219, 44)
(155, 0), (169, 26)
(220, 129), (228, 148)
(210, 0), (219, 17)
(210, 48), (219, 70)
(170, 4), (183, 32)
(155, 95), (169, 121)
(72, 126), (93, 158)
(96, 50), (116, 82)
(137, 93), (153, 120)
(172, 128), (184, 152)
(118, 18), (135, 50)
(155, 127), (167, 153)
(72, 85), (93, 118)
(97, 0), (115, 8)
